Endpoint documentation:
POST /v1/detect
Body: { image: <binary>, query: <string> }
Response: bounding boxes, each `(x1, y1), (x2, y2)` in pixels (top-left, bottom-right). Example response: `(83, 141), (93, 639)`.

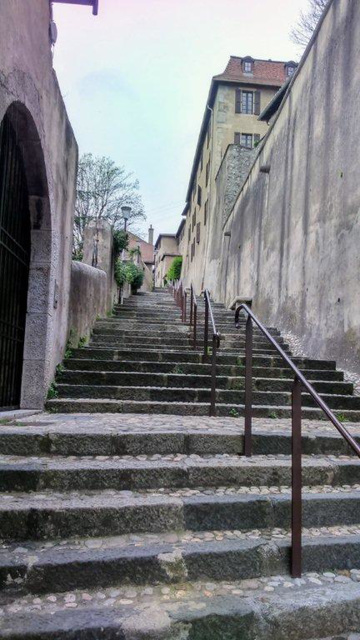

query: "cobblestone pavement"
(2, 413), (360, 436)
(1, 569), (360, 618)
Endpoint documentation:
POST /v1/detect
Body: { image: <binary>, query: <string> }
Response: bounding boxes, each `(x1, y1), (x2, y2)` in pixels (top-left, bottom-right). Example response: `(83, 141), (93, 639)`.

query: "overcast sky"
(53, 0), (308, 239)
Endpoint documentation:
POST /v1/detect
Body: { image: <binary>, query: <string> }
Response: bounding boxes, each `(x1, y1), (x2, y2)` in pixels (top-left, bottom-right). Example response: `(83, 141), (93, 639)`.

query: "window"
(205, 160), (210, 186)
(243, 61), (253, 73)
(234, 132), (240, 144)
(206, 126), (210, 148)
(188, 225), (191, 242)
(241, 134), (253, 148)
(197, 185), (202, 207)
(196, 222), (200, 244)
(242, 91), (253, 115)
(204, 200), (208, 226)
(287, 66), (295, 77)
(191, 239), (195, 261)
(200, 152), (203, 172)
(192, 209), (196, 230)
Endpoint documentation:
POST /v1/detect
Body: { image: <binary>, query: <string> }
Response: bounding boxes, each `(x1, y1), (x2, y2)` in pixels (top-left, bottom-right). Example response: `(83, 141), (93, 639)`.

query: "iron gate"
(0, 115), (31, 409)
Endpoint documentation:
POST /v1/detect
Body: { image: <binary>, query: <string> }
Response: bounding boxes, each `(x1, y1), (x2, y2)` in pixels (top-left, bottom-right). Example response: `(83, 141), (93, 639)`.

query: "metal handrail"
(235, 303), (360, 578)
(204, 289), (220, 416)
(189, 284), (198, 349)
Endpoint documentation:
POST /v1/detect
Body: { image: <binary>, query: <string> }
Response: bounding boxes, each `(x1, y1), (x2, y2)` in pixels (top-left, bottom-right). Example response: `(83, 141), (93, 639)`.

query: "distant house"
(154, 234), (181, 287)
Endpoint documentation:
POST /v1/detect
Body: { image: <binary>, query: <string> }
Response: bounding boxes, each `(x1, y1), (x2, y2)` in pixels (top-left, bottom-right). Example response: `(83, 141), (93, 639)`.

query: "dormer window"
(244, 61), (252, 73)
(285, 61), (297, 78)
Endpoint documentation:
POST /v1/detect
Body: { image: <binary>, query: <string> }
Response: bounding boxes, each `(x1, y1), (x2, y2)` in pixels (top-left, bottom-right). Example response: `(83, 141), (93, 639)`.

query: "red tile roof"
(214, 56), (289, 87)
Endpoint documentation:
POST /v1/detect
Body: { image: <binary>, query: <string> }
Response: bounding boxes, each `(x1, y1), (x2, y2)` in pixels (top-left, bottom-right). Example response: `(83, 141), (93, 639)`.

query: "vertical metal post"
(183, 291), (187, 323)
(209, 334), (217, 416)
(204, 292), (209, 361)
(193, 303), (197, 349)
(190, 287), (193, 326)
(244, 315), (253, 457)
(291, 376), (302, 578)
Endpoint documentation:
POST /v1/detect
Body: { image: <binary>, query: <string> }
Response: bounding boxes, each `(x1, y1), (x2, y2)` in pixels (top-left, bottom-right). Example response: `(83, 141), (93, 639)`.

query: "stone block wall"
(68, 262), (107, 348)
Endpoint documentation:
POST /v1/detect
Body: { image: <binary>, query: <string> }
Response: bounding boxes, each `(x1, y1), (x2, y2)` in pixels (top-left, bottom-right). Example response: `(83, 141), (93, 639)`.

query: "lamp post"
(119, 206), (131, 305)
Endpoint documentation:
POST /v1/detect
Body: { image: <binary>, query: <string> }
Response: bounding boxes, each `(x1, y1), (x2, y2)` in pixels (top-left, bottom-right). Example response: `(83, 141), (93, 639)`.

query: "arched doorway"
(0, 114), (31, 409)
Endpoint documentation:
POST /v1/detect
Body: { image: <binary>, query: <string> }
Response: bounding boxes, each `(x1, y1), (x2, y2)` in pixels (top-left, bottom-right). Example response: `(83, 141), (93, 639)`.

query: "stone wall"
(204, 0), (360, 375)
(68, 262), (107, 348)
(0, 0), (78, 408)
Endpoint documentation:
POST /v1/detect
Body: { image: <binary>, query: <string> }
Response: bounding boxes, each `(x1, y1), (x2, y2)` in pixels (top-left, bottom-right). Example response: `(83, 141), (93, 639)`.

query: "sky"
(52, 0), (309, 240)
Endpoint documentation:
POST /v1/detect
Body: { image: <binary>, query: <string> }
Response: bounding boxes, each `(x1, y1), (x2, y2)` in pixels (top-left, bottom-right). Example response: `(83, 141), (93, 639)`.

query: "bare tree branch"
(74, 153), (146, 258)
(290, 0), (328, 49)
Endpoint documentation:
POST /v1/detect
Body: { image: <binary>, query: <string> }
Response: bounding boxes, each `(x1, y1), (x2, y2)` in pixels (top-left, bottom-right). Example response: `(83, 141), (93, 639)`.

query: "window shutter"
(254, 91), (261, 115)
(234, 132), (240, 144)
(235, 89), (242, 113)
(196, 222), (200, 244)
(254, 134), (260, 146)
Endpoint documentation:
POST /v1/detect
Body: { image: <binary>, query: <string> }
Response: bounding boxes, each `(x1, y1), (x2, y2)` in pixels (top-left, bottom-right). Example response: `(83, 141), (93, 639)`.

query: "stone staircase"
(0, 290), (360, 638)
(47, 290), (360, 419)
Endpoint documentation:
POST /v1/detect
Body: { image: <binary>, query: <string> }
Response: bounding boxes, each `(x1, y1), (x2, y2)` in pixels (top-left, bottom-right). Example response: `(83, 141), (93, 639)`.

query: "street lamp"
(121, 206), (131, 233)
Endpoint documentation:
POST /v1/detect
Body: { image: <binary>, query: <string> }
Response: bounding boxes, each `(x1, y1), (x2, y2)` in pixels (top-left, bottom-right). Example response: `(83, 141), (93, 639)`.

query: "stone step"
(53, 385), (360, 410)
(58, 371), (353, 395)
(90, 334), (289, 350)
(1, 576), (360, 639)
(68, 348), (337, 370)
(0, 422), (358, 457)
(63, 360), (345, 381)
(1, 454), (359, 493)
(2, 487), (360, 541)
(1, 528), (360, 595)
(47, 398), (360, 420)
(90, 340), (292, 355)
(92, 327), (282, 342)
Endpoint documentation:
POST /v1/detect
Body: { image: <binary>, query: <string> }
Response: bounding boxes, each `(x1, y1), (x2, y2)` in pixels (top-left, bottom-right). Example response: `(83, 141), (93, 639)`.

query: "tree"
(290, 0), (328, 49)
(167, 256), (183, 282)
(74, 153), (146, 258)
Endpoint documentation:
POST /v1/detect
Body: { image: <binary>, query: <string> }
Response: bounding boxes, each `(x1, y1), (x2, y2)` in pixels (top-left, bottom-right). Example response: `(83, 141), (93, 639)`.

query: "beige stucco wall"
(202, 0), (360, 376)
(0, 0), (78, 407)
(181, 81), (278, 293)
(154, 236), (179, 287)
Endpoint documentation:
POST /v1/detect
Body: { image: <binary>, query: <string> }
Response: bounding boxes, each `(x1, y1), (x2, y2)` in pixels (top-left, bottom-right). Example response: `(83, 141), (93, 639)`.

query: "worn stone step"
(1, 454), (358, 492)
(2, 487), (360, 541)
(1, 421), (358, 457)
(1, 528), (360, 595)
(53, 385), (360, 411)
(58, 371), (352, 395)
(62, 360), (345, 381)
(90, 335), (290, 352)
(68, 348), (338, 370)
(46, 398), (360, 420)
(1, 575), (360, 639)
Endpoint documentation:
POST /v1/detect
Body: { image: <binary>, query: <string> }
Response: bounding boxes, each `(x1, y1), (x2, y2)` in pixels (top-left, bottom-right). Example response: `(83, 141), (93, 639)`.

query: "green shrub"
(115, 260), (127, 287)
(167, 256), (182, 282)
(113, 230), (128, 258)
(125, 262), (144, 292)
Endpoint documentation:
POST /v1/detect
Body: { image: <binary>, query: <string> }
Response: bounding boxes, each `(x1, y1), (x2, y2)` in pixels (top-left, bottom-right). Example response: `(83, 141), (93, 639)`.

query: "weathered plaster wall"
(0, 0), (78, 407)
(68, 262), (107, 347)
(206, 0), (360, 375)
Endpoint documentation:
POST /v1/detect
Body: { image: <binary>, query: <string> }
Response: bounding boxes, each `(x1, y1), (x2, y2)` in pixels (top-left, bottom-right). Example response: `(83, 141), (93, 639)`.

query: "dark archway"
(0, 102), (52, 409)
(0, 115), (31, 408)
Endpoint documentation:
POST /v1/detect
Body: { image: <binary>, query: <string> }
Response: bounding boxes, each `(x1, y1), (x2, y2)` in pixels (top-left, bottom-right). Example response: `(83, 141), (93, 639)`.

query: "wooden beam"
(52, 0), (98, 15)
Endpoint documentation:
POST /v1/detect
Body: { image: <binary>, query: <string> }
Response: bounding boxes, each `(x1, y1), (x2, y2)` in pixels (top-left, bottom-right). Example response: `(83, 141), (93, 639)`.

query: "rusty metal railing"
(203, 290), (220, 416)
(235, 303), (360, 579)
(169, 282), (220, 416)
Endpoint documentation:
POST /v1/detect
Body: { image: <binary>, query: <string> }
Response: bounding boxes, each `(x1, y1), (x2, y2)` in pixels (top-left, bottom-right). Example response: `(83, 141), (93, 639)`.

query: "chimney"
(148, 224), (154, 245)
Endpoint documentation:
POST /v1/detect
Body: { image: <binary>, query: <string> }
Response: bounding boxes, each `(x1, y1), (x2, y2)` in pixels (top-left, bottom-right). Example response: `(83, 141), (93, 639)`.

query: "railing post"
(244, 315), (253, 457)
(291, 376), (302, 578)
(204, 292), (209, 362)
(210, 334), (217, 416)
(193, 303), (197, 349)
(190, 287), (193, 326)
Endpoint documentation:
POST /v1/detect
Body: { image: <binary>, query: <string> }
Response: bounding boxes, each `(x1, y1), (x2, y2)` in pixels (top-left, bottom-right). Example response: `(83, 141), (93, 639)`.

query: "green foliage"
(167, 256), (183, 282)
(229, 408), (240, 418)
(336, 413), (348, 423)
(78, 336), (88, 348)
(47, 383), (58, 400)
(56, 363), (65, 376)
(173, 365), (184, 374)
(128, 246), (141, 259)
(125, 262), (144, 291)
(113, 230), (129, 258)
(107, 309), (115, 318)
(268, 411), (278, 419)
(114, 260), (127, 288)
